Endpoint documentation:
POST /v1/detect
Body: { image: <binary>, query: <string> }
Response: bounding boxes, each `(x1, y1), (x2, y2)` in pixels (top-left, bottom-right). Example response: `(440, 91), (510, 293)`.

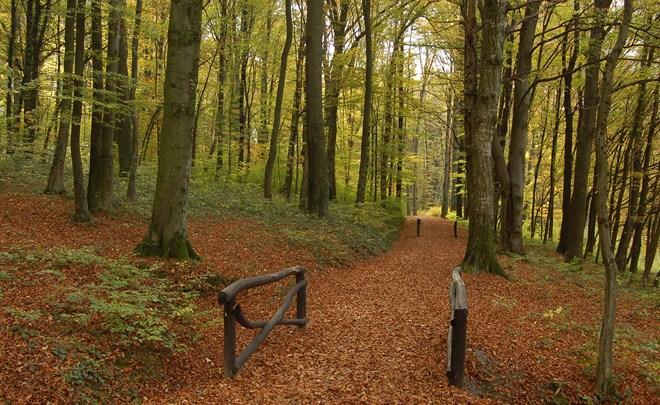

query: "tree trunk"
(137, 0), (203, 260)
(594, 0), (631, 397)
(462, 0), (504, 276)
(356, 0), (373, 204)
(284, 38), (305, 199)
(630, 79), (657, 277)
(45, 0), (76, 195)
(87, 0), (105, 211)
(237, 4), (252, 169)
(214, 0), (229, 175)
(117, 1), (133, 175)
(501, 0), (540, 254)
(6, 0), (17, 153)
(126, 0), (143, 201)
(563, 0), (612, 259)
(545, 85), (562, 242)
(71, 0), (91, 222)
(615, 47), (653, 272)
(325, 0), (350, 201)
(557, 1), (580, 253)
(263, 0), (293, 198)
(304, 0), (328, 216)
(98, 0), (122, 211)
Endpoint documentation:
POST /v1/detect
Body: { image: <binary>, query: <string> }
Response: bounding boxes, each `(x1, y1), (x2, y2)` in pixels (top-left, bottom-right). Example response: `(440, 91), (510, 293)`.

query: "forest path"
(151, 217), (497, 403)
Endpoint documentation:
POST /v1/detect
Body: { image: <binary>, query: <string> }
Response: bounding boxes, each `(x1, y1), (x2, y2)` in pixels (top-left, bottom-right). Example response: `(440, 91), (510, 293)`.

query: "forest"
(0, 0), (658, 403)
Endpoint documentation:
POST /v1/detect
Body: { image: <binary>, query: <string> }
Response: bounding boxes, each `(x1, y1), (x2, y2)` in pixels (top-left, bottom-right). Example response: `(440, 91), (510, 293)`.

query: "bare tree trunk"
(71, 0), (91, 222)
(126, 0), (143, 201)
(630, 79), (657, 278)
(263, 0), (292, 198)
(594, 0), (631, 396)
(214, 0), (229, 175)
(5, 0), (17, 153)
(356, 0), (373, 204)
(563, 0), (612, 259)
(557, 1), (580, 253)
(501, 0), (540, 254)
(87, 0), (105, 211)
(615, 46), (653, 272)
(462, 0), (504, 276)
(284, 38), (305, 199)
(137, 0), (203, 260)
(117, 0), (133, 175)
(305, 0), (328, 216)
(45, 0), (75, 195)
(545, 85), (562, 242)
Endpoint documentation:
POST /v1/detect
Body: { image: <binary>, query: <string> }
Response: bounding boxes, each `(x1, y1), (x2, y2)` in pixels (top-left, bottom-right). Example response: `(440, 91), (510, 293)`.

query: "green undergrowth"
(507, 238), (660, 395)
(0, 247), (216, 402)
(0, 153), (405, 266)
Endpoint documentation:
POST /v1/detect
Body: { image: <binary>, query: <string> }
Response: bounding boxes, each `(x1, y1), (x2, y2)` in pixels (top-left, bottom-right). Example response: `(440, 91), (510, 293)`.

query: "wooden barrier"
(447, 266), (468, 387)
(219, 266), (308, 378)
(417, 218), (422, 237)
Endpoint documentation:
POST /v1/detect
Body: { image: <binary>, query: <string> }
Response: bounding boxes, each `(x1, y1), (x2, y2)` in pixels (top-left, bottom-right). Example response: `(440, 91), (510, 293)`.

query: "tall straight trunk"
(117, 0), (133, 175)
(259, 10), (273, 144)
(501, 0), (540, 254)
(564, 0), (612, 259)
(356, 0), (372, 204)
(585, 163), (598, 255)
(127, 0), (143, 201)
(615, 47), (653, 272)
(87, 0), (105, 210)
(263, 0), (292, 198)
(630, 80), (657, 278)
(557, 1), (580, 252)
(6, 0), (17, 153)
(441, 94), (452, 217)
(305, 0), (328, 216)
(326, 0), (350, 201)
(395, 41), (405, 199)
(45, 0), (76, 195)
(380, 49), (397, 201)
(214, 0), (229, 175)
(284, 39), (305, 199)
(462, 0), (504, 275)
(237, 4), (251, 168)
(594, 0), (631, 397)
(453, 98), (465, 218)
(545, 84), (562, 242)
(611, 135), (631, 245)
(71, 0), (91, 222)
(137, 0), (203, 260)
(98, 0), (121, 211)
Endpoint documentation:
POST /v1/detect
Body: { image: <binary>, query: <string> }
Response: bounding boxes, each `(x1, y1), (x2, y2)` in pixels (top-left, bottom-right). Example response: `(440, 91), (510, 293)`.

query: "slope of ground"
(0, 192), (658, 404)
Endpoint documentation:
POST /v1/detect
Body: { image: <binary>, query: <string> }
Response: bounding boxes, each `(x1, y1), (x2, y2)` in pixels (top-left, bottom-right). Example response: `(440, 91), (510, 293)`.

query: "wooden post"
(447, 267), (468, 388)
(223, 299), (236, 378)
(416, 218), (422, 237)
(296, 271), (306, 327)
(454, 220), (458, 238)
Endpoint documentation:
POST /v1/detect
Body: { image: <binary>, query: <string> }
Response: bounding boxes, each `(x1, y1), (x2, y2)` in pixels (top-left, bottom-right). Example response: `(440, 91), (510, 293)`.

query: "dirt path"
(146, 218), (497, 403)
(146, 217), (657, 404)
(1, 192), (655, 404)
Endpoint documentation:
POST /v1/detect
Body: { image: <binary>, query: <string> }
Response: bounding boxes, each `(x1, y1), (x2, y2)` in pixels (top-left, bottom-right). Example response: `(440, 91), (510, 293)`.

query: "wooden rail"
(447, 266), (468, 388)
(219, 266), (308, 378)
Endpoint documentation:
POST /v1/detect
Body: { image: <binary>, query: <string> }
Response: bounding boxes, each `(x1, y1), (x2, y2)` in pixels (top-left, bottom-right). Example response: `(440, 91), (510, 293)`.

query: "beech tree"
(137, 0), (203, 259)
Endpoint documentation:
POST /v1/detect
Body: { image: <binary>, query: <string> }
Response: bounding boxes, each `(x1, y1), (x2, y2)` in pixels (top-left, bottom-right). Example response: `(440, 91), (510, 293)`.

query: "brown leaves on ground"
(0, 192), (658, 404)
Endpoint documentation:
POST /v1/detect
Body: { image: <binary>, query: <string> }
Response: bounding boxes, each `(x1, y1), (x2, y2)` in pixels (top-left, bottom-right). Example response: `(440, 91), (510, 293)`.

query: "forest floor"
(0, 190), (658, 404)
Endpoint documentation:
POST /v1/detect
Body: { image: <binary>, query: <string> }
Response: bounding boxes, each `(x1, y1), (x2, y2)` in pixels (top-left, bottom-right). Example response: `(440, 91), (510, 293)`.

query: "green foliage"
(4, 307), (43, 322)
